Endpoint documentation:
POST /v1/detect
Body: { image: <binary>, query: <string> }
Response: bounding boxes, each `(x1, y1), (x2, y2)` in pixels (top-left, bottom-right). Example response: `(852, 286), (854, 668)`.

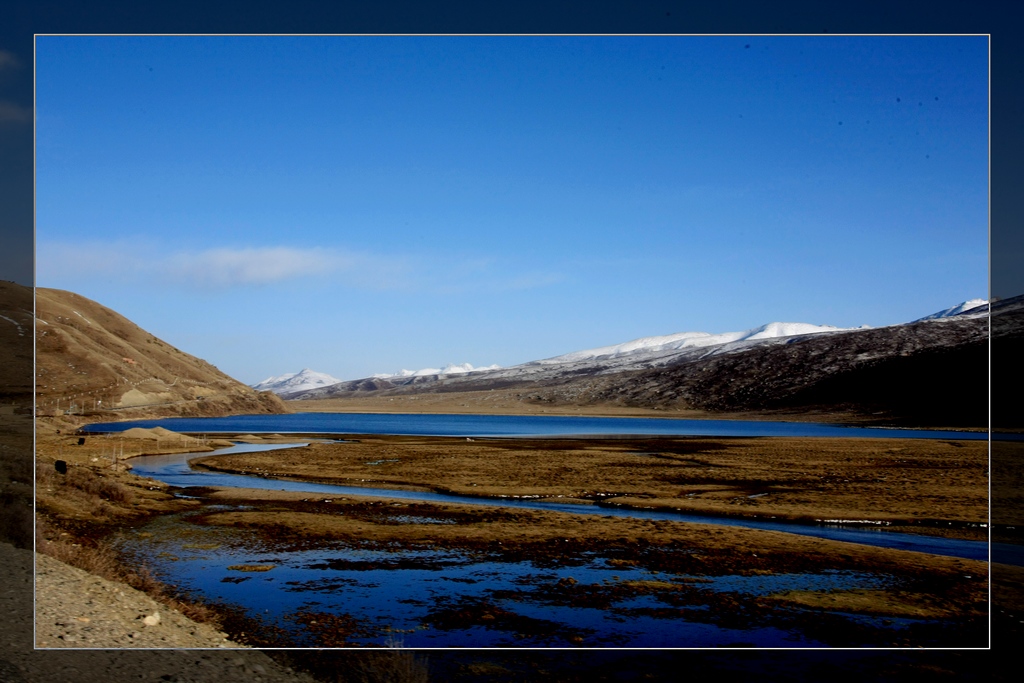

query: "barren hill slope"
(0, 281), (33, 401)
(35, 288), (286, 420)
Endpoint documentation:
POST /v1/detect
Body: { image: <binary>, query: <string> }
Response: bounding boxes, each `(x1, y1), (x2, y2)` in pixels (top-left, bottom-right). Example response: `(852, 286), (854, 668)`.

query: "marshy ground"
(120, 488), (989, 648)
(33, 425), (1001, 649)
(191, 435), (989, 538)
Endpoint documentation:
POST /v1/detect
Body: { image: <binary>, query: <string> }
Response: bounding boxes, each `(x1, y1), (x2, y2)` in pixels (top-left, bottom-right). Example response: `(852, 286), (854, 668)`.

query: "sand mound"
(114, 426), (193, 441)
(150, 426), (189, 439)
(117, 427), (160, 440)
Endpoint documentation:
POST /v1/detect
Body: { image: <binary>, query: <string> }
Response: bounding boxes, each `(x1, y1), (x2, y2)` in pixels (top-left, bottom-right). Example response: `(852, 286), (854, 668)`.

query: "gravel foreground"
(1, 541), (316, 683)
(33, 552), (243, 649)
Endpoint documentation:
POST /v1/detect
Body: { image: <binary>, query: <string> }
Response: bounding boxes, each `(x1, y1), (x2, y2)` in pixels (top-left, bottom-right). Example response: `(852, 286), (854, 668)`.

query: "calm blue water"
(114, 515), (906, 648)
(82, 412), (989, 440)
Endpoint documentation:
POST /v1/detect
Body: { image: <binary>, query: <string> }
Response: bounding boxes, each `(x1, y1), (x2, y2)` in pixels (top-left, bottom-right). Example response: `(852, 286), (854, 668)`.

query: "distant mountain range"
(373, 363), (503, 379)
(264, 299), (985, 392)
(270, 298), (995, 427)
(25, 284), (1001, 428)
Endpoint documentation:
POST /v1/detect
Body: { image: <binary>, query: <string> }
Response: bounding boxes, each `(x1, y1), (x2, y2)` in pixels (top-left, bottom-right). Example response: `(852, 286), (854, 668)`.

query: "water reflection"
(116, 442), (984, 648)
(116, 513), (918, 648)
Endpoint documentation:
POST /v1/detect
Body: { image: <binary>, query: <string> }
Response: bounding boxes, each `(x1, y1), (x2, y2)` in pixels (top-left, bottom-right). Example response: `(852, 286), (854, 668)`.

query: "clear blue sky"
(35, 35), (988, 384)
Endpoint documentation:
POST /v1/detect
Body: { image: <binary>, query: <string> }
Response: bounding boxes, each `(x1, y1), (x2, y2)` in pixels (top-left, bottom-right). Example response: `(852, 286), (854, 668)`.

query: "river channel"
(128, 443), (988, 561)
(111, 439), (991, 648)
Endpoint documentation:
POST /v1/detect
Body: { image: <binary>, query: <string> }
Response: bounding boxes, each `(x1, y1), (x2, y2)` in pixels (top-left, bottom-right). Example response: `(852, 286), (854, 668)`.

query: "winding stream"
(129, 442), (988, 561)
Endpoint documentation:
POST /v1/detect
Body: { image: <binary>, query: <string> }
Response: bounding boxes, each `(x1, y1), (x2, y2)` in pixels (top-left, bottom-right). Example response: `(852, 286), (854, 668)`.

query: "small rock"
(143, 612), (161, 626)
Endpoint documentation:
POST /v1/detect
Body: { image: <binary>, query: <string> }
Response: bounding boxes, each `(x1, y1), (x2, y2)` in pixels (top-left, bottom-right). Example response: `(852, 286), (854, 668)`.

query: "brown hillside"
(35, 287), (287, 421)
(0, 281), (34, 400)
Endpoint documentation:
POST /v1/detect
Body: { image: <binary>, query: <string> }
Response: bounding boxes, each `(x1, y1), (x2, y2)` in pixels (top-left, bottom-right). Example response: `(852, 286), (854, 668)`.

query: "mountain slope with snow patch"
(914, 299), (988, 322)
(373, 363), (502, 379)
(539, 322), (854, 365)
(252, 368), (343, 395)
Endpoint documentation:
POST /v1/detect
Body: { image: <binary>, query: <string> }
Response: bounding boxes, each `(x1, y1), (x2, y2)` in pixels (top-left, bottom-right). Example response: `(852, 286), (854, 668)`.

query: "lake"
(82, 412), (990, 440)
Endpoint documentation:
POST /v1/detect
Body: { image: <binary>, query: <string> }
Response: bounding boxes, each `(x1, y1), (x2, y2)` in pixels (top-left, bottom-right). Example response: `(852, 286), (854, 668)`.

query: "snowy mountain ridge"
(372, 363), (502, 379)
(912, 298), (988, 322)
(258, 299), (987, 396)
(252, 368), (344, 395)
(537, 321), (859, 365)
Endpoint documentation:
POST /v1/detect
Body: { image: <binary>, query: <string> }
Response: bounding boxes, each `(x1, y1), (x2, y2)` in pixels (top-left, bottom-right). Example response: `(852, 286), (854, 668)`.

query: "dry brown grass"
(34, 452), (223, 628)
(193, 434), (989, 533)
(767, 588), (973, 619)
(39, 460), (134, 503)
(35, 459), (143, 526)
(276, 649), (430, 683)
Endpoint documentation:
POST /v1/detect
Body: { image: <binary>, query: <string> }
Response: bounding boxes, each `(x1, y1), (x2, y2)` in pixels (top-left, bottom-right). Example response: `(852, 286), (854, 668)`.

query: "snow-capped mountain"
(270, 298), (989, 403)
(372, 363), (502, 379)
(914, 299), (988, 322)
(252, 368), (343, 395)
(536, 300), (987, 367)
(288, 318), (877, 400)
(281, 295), (995, 428)
(538, 322), (856, 365)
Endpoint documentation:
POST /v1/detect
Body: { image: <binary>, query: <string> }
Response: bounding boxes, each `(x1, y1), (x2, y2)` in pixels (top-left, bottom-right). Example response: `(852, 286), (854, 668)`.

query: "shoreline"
(60, 398), (993, 432)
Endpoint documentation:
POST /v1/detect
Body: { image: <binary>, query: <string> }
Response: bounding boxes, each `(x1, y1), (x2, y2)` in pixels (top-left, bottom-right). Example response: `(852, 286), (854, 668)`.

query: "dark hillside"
(290, 307), (998, 429)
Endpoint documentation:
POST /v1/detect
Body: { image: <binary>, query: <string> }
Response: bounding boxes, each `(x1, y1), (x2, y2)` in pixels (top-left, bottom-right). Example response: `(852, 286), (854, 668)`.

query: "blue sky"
(35, 36), (988, 384)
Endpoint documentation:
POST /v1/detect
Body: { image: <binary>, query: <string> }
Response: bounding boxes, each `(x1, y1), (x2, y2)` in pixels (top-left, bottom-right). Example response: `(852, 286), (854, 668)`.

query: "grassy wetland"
(34, 419), (994, 649)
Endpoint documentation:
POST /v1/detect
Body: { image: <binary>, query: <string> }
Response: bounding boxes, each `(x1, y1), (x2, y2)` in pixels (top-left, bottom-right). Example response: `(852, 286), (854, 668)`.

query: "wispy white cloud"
(37, 240), (565, 295)
(39, 242), (380, 290)
(164, 246), (343, 287)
